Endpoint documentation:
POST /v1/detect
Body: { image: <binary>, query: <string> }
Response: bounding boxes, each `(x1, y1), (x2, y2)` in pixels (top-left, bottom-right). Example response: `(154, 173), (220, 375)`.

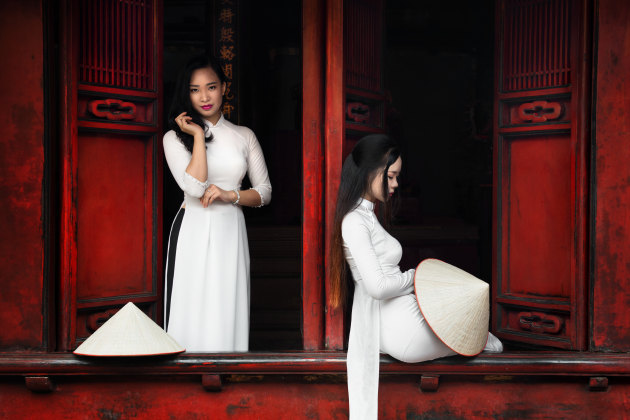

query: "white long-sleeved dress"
(163, 114), (271, 352)
(343, 198), (458, 420)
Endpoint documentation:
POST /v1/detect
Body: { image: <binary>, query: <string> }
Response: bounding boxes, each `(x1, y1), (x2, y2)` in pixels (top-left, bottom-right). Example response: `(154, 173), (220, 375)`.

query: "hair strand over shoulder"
(329, 134), (401, 310)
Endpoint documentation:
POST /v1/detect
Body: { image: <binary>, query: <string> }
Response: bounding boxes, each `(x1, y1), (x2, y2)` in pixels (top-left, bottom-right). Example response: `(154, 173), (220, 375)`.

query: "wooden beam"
(301, 0), (325, 351)
(419, 375), (440, 392)
(24, 376), (54, 393)
(3, 353), (630, 377)
(58, 0), (79, 352)
(324, 0), (345, 351)
(201, 374), (222, 392)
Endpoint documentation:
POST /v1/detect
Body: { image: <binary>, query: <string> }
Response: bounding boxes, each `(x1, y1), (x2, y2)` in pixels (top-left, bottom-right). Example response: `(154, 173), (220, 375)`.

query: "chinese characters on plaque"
(216, 0), (237, 122)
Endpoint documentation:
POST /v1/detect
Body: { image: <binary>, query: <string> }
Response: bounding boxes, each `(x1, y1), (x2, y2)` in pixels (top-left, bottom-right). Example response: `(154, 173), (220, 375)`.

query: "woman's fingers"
(175, 113), (198, 132)
(200, 185), (227, 207)
(201, 186), (214, 207)
(175, 112), (187, 127)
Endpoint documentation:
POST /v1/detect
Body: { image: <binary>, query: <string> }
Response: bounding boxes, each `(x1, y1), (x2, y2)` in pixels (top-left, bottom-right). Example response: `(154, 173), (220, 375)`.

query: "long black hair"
(168, 54), (227, 153)
(329, 134), (401, 309)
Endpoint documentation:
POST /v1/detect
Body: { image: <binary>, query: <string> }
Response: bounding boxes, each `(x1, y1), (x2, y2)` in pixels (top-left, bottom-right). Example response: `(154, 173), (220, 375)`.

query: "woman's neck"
(361, 194), (375, 203)
(204, 114), (222, 126)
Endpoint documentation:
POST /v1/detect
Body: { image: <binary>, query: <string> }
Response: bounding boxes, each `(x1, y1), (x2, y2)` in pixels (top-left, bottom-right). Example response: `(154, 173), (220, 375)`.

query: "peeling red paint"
(1, 376), (630, 419)
(1, 1), (630, 418)
(0, 0), (46, 350)
(302, 0), (325, 351)
(592, 0), (630, 351)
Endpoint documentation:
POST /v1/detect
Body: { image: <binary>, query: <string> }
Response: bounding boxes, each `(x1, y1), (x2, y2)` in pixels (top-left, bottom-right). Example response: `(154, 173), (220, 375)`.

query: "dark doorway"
(384, 0), (495, 284)
(162, 0), (302, 350)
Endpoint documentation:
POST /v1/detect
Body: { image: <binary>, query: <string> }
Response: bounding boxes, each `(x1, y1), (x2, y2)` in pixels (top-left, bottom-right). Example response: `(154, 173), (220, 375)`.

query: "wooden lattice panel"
(344, 0), (383, 92)
(502, 0), (571, 91)
(80, 0), (154, 90)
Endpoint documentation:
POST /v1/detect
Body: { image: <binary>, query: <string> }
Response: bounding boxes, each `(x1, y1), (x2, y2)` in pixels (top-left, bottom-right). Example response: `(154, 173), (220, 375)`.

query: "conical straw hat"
(414, 259), (489, 356)
(74, 302), (185, 356)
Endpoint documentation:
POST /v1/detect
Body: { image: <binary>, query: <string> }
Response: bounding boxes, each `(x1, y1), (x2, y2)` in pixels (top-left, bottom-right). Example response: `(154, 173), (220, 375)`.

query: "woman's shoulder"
(162, 130), (190, 156)
(163, 129), (180, 144)
(342, 206), (371, 232)
(222, 119), (256, 142)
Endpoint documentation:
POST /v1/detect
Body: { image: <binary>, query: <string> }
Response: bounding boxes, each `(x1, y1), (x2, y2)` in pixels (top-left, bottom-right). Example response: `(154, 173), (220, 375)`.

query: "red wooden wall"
(492, 0), (590, 350)
(1, 375), (630, 419)
(0, 0), (630, 419)
(324, 0), (345, 350)
(591, 0), (630, 351)
(302, 0), (325, 350)
(58, 0), (163, 352)
(0, 0), (47, 351)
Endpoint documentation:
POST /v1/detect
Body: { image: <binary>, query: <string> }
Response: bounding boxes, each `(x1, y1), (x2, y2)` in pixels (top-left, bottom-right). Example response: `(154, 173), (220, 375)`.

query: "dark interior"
(385, 0), (495, 282)
(162, 0), (495, 350)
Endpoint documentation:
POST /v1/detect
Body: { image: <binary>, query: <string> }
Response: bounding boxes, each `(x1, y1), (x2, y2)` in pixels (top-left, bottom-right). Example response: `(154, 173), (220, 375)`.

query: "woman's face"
(368, 156), (402, 203)
(189, 66), (226, 124)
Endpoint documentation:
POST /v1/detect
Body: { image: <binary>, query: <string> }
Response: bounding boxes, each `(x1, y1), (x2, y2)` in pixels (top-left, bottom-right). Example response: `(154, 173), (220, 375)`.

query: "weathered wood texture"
(302, 0), (325, 351)
(493, 0), (590, 350)
(591, 0), (630, 351)
(1, 372), (630, 419)
(2, 353), (630, 376)
(59, 0), (164, 351)
(324, 0), (345, 350)
(0, 0), (46, 350)
(58, 0), (79, 352)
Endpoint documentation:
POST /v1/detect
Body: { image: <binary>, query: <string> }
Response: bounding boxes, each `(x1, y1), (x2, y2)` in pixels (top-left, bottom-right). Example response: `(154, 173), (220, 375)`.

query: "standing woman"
(330, 134), (501, 419)
(163, 55), (271, 352)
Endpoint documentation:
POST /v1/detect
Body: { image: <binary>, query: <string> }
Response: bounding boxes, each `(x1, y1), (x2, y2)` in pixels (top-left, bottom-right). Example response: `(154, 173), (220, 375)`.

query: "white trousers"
(380, 294), (502, 363)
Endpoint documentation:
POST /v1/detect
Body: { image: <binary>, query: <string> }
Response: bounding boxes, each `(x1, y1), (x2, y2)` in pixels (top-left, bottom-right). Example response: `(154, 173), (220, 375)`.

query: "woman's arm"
(163, 130), (208, 198)
(177, 112), (208, 184)
(184, 131), (208, 183)
(342, 213), (414, 300)
(199, 185), (262, 207)
(244, 130), (272, 207)
(201, 129), (271, 207)
(199, 128), (271, 208)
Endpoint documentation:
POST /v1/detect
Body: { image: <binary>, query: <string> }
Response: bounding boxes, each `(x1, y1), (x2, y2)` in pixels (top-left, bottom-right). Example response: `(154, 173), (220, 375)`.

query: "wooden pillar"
(591, 0), (630, 351)
(324, 0), (345, 350)
(59, 0), (79, 351)
(302, 0), (325, 350)
(0, 0), (47, 351)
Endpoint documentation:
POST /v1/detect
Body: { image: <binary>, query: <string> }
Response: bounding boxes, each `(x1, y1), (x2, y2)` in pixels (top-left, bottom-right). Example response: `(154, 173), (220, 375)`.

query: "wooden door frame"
(324, 0), (345, 351)
(491, 0), (591, 350)
(302, 0), (345, 351)
(59, 0), (79, 352)
(302, 0), (325, 350)
(58, 0), (164, 352)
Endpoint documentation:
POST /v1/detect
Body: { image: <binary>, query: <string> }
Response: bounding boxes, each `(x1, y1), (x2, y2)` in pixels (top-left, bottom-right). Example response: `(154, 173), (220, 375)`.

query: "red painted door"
(320, 0), (386, 350)
(492, 0), (591, 350)
(59, 0), (163, 351)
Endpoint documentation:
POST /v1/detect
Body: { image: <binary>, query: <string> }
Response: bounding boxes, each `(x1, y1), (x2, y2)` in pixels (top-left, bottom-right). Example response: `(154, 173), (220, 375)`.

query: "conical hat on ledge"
(74, 302), (185, 357)
(414, 259), (489, 356)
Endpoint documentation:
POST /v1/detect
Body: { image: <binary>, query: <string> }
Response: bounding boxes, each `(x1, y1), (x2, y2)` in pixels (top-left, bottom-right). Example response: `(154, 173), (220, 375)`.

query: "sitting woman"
(329, 134), (502, 419)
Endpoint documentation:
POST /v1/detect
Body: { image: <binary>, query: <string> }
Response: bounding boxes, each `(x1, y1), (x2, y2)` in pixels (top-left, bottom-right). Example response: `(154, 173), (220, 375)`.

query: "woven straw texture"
(414, 259), (489, 356)
(74, 302), (185, 356)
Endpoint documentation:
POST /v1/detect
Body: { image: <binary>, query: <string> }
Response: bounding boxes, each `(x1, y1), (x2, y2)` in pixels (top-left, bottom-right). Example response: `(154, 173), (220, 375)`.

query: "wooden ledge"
(1, 352), (630, 377)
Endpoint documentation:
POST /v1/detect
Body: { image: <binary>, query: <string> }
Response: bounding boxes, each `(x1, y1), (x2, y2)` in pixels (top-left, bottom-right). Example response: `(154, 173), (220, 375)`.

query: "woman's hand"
(175, 112), (204, 137)
(201, 185), (237, 207)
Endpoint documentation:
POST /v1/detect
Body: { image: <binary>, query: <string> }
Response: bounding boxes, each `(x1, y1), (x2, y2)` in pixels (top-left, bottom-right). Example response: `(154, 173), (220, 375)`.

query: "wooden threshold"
(1, 352), (630, 377)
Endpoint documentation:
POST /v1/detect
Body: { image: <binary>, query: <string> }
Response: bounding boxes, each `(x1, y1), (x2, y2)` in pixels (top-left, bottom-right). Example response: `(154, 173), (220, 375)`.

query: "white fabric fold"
(342, 199), (415, 419)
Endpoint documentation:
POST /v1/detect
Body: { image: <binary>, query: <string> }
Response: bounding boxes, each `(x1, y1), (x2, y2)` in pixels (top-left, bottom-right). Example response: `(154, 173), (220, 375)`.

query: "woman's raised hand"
(175, 112), (204, 137)
(201, 184), (237, 208)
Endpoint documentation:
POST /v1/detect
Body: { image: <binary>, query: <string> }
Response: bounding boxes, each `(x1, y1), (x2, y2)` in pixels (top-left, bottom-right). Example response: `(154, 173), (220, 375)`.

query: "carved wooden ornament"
(517, 101), (562, 123)
(88, 99), (137, 121)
